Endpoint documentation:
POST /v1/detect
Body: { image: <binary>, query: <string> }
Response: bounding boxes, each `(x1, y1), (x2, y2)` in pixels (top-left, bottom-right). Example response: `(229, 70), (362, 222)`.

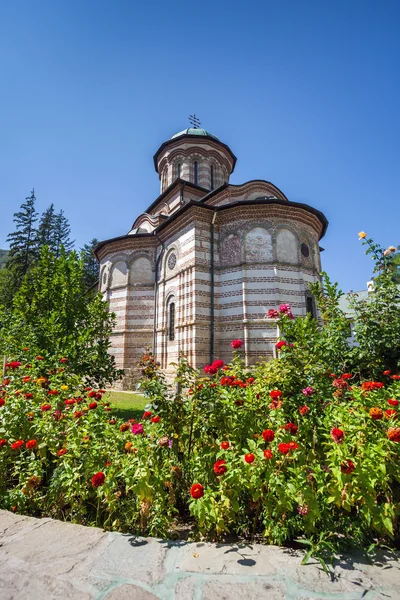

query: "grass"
(107, 391), (147, 421)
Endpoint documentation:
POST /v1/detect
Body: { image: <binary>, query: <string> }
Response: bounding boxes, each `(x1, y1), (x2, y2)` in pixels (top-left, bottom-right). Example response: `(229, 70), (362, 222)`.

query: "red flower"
(212, 359), (225, 370)
(0, 398), (5, 407)
(282, 422), (298, 435)
(151, 416), (160, 423)
(341, 459), (355, 474)
(267, 309), (279, 318)
(22, 376), (31, 383)
(270, 389), (282, 399)
(385, 409), (397, 419)
(85, 387), (93, 391)
(221, 376), (233, 386)
(263, 449), (273, 460)
(332, 378), (348, 389)
(0, 439), (7, 447)
(65, 399), (75, 406)
(244, 453), (255, 464)
(91, 472), (105, 488)
(262, 429), (275, 442)
(23, 347), (29, 351)
(190, 483), (204, 499)
(142, 411), (152, 419)
(26, 439), (37, 450)
(278, 442), (296, 455)
(288, 441), (299, 450)
(388, 398), (399, 407)
(231, 339), (243, 349)
(5, 361), (21, 369)
(36, 356), (44, 361)
(221, 441), (230, 450)
(246, 377), (255, 384)
(387, 427), (400, 442)
(89, 402), (98, 409)
(24, 393), (34, 399)
(299, 405), (310, 416)
(104, 460), (112, 467)
(48, 390), (59, 396)
(2, 378), (10, 386)
(341, 373), (352, 380)
(331, 427), (344, 444)
(74, 411), (83, 419)
(391, 375), (400, 380)
(383, 370), (391, 376)
(362, 381), (384, 391)
(275, 341), (288, 350)
(57, 448), (67, 456)
(88, 390), (97, 398)
(41, 403), (51, 411)
(213, 459), (227, 476)
(59, 358), (68, 363)
(11, 440), (24, 450)
(204, 365), (217, 375)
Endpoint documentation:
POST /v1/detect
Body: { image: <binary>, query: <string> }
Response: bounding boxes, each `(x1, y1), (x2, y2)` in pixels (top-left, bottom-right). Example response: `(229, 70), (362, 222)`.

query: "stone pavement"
(0, 510), (399, 600)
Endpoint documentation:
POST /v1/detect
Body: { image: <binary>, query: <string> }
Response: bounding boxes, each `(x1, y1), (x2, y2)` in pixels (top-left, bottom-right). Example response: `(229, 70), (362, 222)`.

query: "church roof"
(170, 127), (220, 141)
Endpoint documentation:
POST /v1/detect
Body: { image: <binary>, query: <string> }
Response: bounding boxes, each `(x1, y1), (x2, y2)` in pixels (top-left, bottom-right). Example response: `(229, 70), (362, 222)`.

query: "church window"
(168, 302), (175, 341)
(167, 252), (177, 270)
(306, 292), (316, 319)
(177, 163), (181, 178)
(210, 165), (214, 190)
(301, 243), (310, 258)
(194, 161), (198, 186)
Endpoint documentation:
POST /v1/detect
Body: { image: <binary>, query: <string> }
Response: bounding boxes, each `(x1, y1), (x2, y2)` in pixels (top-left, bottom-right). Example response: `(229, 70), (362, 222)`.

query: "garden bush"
(1, 233), (400, 552)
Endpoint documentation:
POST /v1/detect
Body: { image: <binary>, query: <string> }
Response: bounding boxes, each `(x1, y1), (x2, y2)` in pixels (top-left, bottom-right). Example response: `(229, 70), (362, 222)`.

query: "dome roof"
(170, 127), (220, 141)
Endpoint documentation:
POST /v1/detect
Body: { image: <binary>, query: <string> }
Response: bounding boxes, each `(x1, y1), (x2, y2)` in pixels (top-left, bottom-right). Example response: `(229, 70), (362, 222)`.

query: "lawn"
(107, 391), (147, 421)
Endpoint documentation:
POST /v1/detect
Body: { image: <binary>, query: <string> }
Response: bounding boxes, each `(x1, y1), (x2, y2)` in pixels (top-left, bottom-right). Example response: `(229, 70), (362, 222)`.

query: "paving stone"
(174, 576), (196, 599)
(90, 533), (167, 585)
(202, 580), (285, 600)
(178, 542), (277, 575)
(104, 584), (159, 600)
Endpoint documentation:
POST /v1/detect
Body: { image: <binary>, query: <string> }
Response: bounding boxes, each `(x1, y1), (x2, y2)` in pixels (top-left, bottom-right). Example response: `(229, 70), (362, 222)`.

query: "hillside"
(0, 249), (9, 269)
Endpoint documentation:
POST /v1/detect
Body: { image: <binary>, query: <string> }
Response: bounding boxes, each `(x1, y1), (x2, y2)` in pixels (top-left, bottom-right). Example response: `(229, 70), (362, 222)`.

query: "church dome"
(170, 127), (220, 141)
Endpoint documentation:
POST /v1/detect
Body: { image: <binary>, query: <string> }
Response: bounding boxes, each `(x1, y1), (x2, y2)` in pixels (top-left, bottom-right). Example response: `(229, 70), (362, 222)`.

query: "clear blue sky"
(0, 0), (399, 292)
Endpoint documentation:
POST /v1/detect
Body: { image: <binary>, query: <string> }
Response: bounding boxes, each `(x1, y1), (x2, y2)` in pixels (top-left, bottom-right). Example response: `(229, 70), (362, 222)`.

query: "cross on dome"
(189, 114), (201, 128)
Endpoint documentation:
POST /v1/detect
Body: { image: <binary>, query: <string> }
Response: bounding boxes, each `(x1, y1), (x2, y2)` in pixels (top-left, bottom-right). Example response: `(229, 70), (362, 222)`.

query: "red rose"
(26, 439), (37, 450)
(282, 422), (298, 435)
(221, 441), (230, 450)
(0, 398), (5, 407)
(212, 359), (225, 370)
(89, 402), (98, 409)
(231, 339), (243, 349)
(142, 411), (152, 419)
(190, 483), (204, 499)
(0, 439), (7, 447)
(340, 459), (355, 474)
(151, 416), (160, 423)
(388, 398), (399, 406)
(91, 472), (105, 488)
(244, 453), (255, 464)
(262, 429), (275, 442)
(299, 405), (310, 416)
(57, 448), (67, 456)
(270, 390), (282, 399)
(41, 403), (51, 411)
(275, 341), (288, 350)
(331, 427), (344, 444)
(263, 449), (273, 460)
(213, 459), (227, 476)
(11, 440), (25, 450)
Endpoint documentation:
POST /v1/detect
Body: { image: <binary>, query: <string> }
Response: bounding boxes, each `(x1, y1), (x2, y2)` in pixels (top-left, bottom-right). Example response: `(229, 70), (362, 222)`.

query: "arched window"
(210, 165), (214, 190)
(193, 161), (198, 186)
(168, 302), (175, 341)
(305, 291), (316, 319)
(177, 163), (181, 178)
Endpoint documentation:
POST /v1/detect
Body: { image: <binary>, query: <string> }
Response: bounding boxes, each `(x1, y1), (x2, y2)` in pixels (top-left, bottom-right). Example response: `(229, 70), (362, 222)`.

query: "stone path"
(0, 510), (399, 599)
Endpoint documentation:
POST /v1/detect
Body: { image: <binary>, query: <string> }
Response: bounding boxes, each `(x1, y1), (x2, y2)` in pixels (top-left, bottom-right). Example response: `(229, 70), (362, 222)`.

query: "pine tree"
(6, 189), (38, 281)
(36, 203), (57, 252)
(53, 210), (74, 257)
(81, 238), (100, 289)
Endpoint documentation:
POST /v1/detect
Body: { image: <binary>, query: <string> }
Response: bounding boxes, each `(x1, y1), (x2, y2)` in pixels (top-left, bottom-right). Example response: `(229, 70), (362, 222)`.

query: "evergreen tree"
(53, 210), (74, 257)
(6, 189), (38, 281)
(36, 203), (57, 252)
(81, 238), (100, 288)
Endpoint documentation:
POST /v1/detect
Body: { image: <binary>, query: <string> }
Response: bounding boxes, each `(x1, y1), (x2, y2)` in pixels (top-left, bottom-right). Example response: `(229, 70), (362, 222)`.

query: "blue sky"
(0, 0), (399, 292)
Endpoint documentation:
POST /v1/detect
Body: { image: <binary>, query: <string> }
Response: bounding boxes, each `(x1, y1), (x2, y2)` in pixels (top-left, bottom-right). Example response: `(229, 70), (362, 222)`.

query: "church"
(95, 123), (328, 388)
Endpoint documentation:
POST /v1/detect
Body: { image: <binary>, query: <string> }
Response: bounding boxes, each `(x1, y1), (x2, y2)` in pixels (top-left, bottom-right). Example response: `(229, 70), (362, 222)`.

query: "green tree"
(53, 210), (74, 257)
(6, 189), (38, 282)
(36, 203), (57, 252)
(0, 246), (121, 386)
(81, 238), (100, 289)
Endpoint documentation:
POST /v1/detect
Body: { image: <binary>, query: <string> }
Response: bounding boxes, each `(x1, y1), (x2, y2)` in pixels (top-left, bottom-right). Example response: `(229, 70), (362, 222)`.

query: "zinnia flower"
(91, 472), (105, 488)
(362, 381), (384, 391)
(26, 439), (37, 450)
(282, 422), (298, 435)
(22, 376), (31, 383)
(57, 448), (67, 456)
(5, 361), (21, 369)
(341, 373), (353, 380)
(59, 357), (68, 363)
(36, 356), (44, 361)
(0, 399), (5, 407)
(142, 411), (152, 419)
(0, 439), (7, 447)
(89, 402), (98, 409)
(190, 483), (204, 499)
(262, 429), (275, 442)
(263, 449), (273, 460)
(11, 440), (24, 450)
(270, 389), (282, 399)
(24, 393), (34, 399)
(383, 370), (391, 376)
(341, 459), (355, 474)
(41, 403), (51, 411)
(387, 427), (400, 442)
(244, 453), (255, 464)
(151, 416), (160, 423)
(213, 459), (227, 476)
(298, 505), (309, 516)
(331, 427), (344, 444)
(385, 409), (397, 419)
(65, 399), (75, 406)
(231, 339), (243, 349)
(88, 390), (97, 398)
(131, 423), (144, 435)
(221, 441), (230, 449)
(388, 399), (399, 407)
(278, 442), (298, 455)
(267, 309), (279, 318)
(120, 423), (130, 432)
(299, 405), (310, 416)
(302, 387), (314, 397)
(48, 390), (59, 396)
(74, 411), (83, 419)
(369, 407), (383, 420)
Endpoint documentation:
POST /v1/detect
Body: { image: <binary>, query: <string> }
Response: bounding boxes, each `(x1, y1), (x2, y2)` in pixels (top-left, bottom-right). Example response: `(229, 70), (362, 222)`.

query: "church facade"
(95, 126), (328, 389)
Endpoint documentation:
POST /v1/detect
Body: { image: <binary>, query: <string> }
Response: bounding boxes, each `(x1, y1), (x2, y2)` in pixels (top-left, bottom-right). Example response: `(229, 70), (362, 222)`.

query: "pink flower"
(131, 423), (144, 435)
(211, 360), (225, 370)
(267, 309), (279, 319)
(302, 387), (314, 397)
(231, 339), (243, 349)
